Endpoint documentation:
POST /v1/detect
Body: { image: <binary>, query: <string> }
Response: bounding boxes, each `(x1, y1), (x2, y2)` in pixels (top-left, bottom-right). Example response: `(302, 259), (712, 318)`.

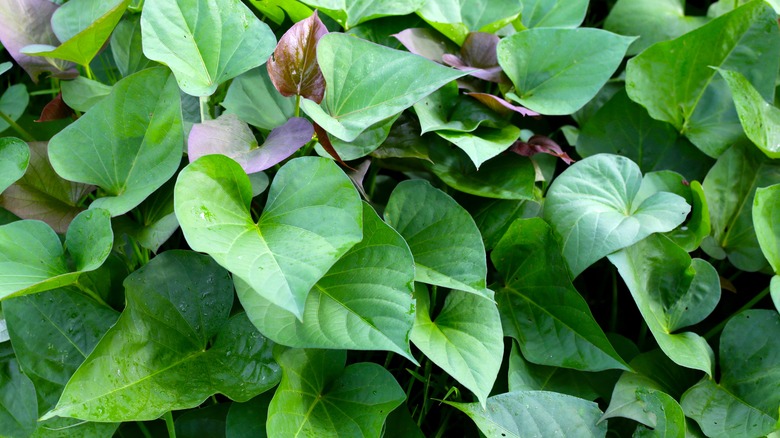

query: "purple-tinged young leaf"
(267, 11), (327, 103)
(347, 159), (371, 199)
(442, 32), (505, 83)
(467, 93), (539, 117)
(0, 0), (75, 82)
(313, 122), (353, 170)
(35, 92), (73, 122)
(188, 114), (314, 174)
(511, 135), (575, 165)
(392, 28), (458, 62)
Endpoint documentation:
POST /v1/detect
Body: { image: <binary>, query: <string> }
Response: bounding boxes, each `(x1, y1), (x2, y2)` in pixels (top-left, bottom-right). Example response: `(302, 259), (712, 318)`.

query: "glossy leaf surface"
(237, 203), (415, 360)
(267, 11), (327, 103)
(267, 348), (404, 436)
(544, 154), (690, 277)
(384, 179), (489, 298)
(175, 155), (362, 319)
(49, 67), (183, 216)
(493, 218), (629, 371)
(141, 0), (277, 96)
(45, 251), (281, 421)
(300, 33), (468, 142)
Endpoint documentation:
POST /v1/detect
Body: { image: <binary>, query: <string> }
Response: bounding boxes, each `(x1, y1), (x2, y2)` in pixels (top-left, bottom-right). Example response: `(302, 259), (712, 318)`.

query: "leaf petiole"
(0, 110), (35, 142)
(164, 411), (176, 438)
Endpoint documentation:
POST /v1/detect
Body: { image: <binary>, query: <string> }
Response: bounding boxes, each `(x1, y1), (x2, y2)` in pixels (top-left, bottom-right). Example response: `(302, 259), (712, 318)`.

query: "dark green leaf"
(175, 403), (229, 438)
(222, 67), (296, 131)
(414, 81), (506, 134)
(466, 197), (541, 251)
(0, 344), (37, 438)
(110, 14), (154, 77)
(226, 393), (273, 438)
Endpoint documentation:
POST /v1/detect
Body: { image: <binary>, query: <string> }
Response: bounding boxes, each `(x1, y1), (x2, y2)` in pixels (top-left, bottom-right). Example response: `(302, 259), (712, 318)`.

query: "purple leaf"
(35, 92), (73, 122)
(267, 10), (328, 103)
(392, 28), (458, 62)
(510, 135), (575, 165)
(0, 0), (75, 82)
(313, 122), (353, 170)
(188, 114), (313, 173)
(467, 93), (539, 117)
(442, 32), (506, 83)
(346, 159), (371, 200)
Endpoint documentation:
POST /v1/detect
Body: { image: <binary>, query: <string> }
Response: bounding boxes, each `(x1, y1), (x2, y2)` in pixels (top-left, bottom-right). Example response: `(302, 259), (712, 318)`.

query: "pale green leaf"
(0, 138), (29, 194)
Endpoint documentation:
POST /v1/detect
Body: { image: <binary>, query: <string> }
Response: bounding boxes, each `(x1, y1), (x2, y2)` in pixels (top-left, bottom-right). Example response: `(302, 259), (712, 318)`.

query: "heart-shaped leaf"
(267, 11), (327, 103)
(681, 310), (780, 438)
(0, 84), (29, 134)
(493, 218), (629, 371)
(300, 33), (469, 142)
(754, 184), (780, 273)
(222, 67), (296, 131)
(608, 234), (717, 375)
(442, 32), (504, 82)
(0, 138), (28, 194)
(188, 114), (313, 173)
(701, 141), (780, 271)
(544, 154), (690, 277)
(236, 203), (415, 361)
(411, 285), (503, 407)
(110, 14), (155, 78)
(43, 251), (282, 421)
(625, 0), (780, 157)
(141, 0), (277, 96)
(384, 179), (489, 299)
(49, 67), (183, 216)
(174, 155), (362, 319)
(437, 125), (521, 169)
(300, 0), (423, 29)
(0, 0), (74, 82)
(497, 28), (634, 115)
(444, 391), (607, 438)
(0, 142), (94, 233)
(718, 68), (780, 159)
(0, 208), (112, 300)
(416, 0), (523, 44)
(267, 348), (405, 436)
(577, 89), (714, 182)
(60, 76), (111, 112)
(414, 81), (506, 134)
(519, 0), (589, 28)
(21, 0), (129, 67)
(4, 288), (119, 413)
(606, 0), (709, 55)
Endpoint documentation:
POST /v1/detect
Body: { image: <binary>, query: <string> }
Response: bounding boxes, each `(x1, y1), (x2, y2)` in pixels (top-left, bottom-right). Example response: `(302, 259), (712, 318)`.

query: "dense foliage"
(0, 0), (779, 436)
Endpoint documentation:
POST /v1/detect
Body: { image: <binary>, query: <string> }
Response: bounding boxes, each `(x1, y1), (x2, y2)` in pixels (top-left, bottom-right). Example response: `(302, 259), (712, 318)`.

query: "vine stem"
(199, 95), (210, 122)
(294, 94), (301, 118)
(0, 110), (35, 142)
(164, 411), (176, 438)
(705, 285), (771, 340)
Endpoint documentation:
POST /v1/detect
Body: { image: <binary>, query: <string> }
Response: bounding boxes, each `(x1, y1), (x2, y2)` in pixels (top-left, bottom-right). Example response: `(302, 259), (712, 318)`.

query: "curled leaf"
(466, 92), (539, 117)
(442, 32), (505, 83)
(313, 122), (352, 169)
(392, 28), (458, 62)
(510, 135), (575, 165)
(267, 11), (328, 103)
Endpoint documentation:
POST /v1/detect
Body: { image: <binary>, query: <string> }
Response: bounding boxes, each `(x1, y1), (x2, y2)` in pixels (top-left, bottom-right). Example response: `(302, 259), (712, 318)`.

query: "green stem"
(74, 282), (110, 309)
(199, 96), (211, 122)
(84, 64), (95, 81)
(29, 89), (61, 96)
(164, 411), (176, 438)
(294, 94), (301, 118)
(136, 422), (153, 438)
(417, 359), (433, 427)
(705, 286), (771, 340)
(0, 110), (35, 142)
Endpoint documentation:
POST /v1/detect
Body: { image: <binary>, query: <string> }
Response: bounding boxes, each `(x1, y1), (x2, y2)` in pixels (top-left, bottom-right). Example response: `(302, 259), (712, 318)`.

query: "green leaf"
(0, 63), (10, 76)
(0, 208), (112, 300)
(754, 184), (780, 273)
(300, 0), (423, 29)
(4, 288), (119, 413)
(0, 344), (37, 438)
(416, 0), (523, 44)
(681, 310), (780, 438)
(384, 179), (489, 299)
(31, 418), (118, 438)
(44, 251), (281, 421)
(605, 0), (709, 55)
(300, 33), (469, 142)
(632, 390), (687, 438)
(492, 218), (629, 371)
(267, 348), (405, 436)
(236, 203), (415, 360)
(248, 0), (313, 25)
(413, 82), (506, 135)
(576, 89), (714, 182)
(0, 84), (29, 134)
(497, 29), (634, 115)
(702, 141), (780, 271)
(175, 403), (229, 438)
(625, 0), (780, 157)
(466, 197), (540, 251)
(0, 138), (29, 194)
(316, 114), (399, 160)
(140, 0), (277, 96)
(60, 76), (111, 112)
(222, 67), (296, 131)
(520, 0), (588, 29)
(544, 154), (690, 277)
(226, 393), (273, 438)
(22, 0), (129, 66)
(444, 391), (607, 438)
(111, 177), (178, 253)
(437, 125), (521, 169)
(429, 143), (536, 200)
(49, 67), (183, 217)
(608, 234), (717, 375)
(110, 14), (155, 77)
(718, 68), (780, 159)
(174, 155), (362, 319)
(0, 141), (93, 234)
(773, 276), (780, 313)
(411, 285), (503, 407)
